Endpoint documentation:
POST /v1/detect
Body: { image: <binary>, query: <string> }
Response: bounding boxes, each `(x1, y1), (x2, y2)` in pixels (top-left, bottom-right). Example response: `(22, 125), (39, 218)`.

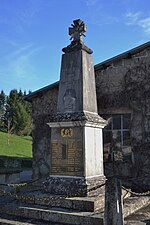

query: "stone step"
(124, 204), (150, 225)
(0, 213), (66, 225)
(15, 191), (104, 212)
(15, 184), (129, 213)
(15, 192), (150, 215)
(123, 196), (150, 218)
(124, 221), (148, 225)
(0, 202), (103, 225)
(0, 191), (150, 225)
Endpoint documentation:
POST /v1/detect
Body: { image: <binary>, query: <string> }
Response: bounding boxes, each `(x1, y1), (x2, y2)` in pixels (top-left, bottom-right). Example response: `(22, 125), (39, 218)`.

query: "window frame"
(103, 113), (131, 151)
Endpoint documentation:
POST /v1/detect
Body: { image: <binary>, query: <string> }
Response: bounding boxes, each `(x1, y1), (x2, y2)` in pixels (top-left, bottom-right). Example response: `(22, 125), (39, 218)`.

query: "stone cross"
(69, 19), (86, 42)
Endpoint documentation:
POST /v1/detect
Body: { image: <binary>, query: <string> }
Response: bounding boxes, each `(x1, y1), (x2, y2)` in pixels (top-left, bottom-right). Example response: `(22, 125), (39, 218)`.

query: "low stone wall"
(0, 156), (32, 184)
(0, 156), (22, 173)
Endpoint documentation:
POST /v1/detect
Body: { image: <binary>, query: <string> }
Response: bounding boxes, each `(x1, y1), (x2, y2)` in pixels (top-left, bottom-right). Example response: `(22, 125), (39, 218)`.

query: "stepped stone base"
(0, 189), (149, 225)
(16, 191), (105, 212)
(43, 175), (105, 197)
(0, 202), (104, 225)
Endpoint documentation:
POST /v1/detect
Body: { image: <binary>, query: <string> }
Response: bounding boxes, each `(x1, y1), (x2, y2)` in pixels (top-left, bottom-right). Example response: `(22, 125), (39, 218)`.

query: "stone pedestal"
(44, 119), (106, 196)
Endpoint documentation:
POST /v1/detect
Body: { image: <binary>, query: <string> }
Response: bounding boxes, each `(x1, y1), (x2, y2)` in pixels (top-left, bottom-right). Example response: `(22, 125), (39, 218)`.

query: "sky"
(0, 0), (150, 95)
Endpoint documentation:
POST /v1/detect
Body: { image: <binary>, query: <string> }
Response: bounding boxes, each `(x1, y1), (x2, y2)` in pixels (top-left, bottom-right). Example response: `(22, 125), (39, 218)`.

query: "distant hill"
(0, 131), (32, 158)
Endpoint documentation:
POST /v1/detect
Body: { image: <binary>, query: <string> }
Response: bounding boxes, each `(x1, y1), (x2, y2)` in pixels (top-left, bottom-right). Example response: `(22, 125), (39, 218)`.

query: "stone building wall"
(29, 45), (150, 190)
(31, 86), (58, 179)
(95, 46), (150, 190)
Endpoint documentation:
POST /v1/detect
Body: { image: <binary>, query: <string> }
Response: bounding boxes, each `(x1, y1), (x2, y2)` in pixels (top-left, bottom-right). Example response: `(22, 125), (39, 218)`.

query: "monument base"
(43, 175), (105, 197)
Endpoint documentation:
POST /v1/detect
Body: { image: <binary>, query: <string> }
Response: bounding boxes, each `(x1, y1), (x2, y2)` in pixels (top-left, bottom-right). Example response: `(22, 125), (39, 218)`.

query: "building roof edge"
(24, 81), (59, 101)
(94, 41), (150, 70)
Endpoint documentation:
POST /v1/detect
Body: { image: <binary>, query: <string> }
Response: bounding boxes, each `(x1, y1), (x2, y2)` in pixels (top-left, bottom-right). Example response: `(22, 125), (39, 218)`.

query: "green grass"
(0, 131), (32, 158)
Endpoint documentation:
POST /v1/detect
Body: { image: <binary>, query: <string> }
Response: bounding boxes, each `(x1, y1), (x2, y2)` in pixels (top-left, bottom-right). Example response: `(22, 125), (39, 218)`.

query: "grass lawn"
(0, 131), (32, 158)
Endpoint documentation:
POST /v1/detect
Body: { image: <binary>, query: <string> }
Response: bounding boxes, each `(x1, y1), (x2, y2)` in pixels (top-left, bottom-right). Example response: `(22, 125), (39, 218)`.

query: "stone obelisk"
(44, 19), (106, 196)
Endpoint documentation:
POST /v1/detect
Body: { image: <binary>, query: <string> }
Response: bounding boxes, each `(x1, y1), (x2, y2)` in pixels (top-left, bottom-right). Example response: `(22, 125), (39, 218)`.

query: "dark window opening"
(102, 114), (131, 161)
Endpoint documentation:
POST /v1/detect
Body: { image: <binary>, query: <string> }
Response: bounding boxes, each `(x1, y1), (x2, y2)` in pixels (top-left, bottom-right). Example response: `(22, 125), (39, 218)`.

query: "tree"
(5, 89), (18, 133)
(13, 101), (31, 135)
(0, 90), (6, 129)
(4, 89), (32, 136)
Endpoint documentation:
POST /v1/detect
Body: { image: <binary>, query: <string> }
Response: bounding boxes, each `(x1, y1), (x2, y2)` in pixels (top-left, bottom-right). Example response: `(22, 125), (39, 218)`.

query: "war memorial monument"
(44, 19), (107, 196)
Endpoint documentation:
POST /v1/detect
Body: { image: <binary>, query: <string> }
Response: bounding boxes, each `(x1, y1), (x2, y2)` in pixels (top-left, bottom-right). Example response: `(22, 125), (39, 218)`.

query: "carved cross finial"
(69, 19), (86, 42)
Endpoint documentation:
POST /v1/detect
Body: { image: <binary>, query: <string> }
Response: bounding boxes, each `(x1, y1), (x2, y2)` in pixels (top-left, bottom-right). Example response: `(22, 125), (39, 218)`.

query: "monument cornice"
(62, 41), (93, 54)
(47, 111), (107, 128)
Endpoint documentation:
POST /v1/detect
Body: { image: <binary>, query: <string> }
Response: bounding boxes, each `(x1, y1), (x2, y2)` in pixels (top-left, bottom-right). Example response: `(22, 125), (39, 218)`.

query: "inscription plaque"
(51, 138), (83, 176)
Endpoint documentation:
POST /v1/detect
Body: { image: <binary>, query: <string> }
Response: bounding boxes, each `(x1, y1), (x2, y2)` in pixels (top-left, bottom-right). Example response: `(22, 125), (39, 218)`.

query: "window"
(103, 114), (131, 161)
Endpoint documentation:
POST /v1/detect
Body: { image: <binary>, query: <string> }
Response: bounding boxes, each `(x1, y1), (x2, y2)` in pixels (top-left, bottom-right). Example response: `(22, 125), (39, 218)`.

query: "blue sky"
(0, 0), (150, 95)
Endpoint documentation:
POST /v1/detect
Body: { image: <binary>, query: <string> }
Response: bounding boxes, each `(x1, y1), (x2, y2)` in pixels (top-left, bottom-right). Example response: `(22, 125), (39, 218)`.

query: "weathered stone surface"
(0, 202), (103, 225)
(0, 157), (23, 184)
(62, 41), (93, 54)
(104, 177), (124, 225)
(125, 204), (150, 225)
(31, 87), (58, 179)
(15, 190), (104, 212)
(57, 50), (98, 114)
(43, 175), (105, 197)
(62, 19), (92, 54)
(0, 157), (22, 172)
(43, 176), (86, 195)
(0, 192), (150, 225)
(95, 46), (150, 190)
(53, 111), (106, 125)
(0, 213), (64, 225)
